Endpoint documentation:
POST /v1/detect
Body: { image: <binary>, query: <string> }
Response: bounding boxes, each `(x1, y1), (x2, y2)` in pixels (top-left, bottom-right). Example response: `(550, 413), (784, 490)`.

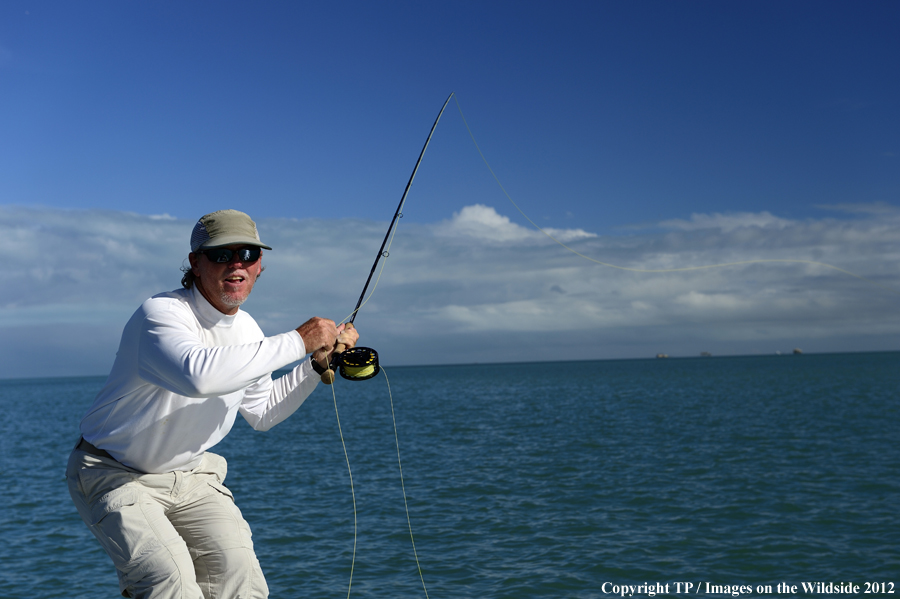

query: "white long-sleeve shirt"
(80, 285), (318, 473)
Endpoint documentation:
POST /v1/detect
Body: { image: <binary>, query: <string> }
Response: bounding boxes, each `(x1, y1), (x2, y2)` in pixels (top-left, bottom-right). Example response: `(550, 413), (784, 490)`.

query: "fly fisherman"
(66, 209), (358, 598)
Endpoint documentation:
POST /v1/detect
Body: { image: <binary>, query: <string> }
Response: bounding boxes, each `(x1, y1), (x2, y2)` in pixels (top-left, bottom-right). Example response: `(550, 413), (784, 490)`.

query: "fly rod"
(322, 92), (455, 384)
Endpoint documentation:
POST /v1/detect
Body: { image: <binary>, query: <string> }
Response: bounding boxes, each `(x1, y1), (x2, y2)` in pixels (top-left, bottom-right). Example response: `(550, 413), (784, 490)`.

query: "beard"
(216, 276), (257, 309)
(194, 270), (260, 314)
(217, 290), (247, 309)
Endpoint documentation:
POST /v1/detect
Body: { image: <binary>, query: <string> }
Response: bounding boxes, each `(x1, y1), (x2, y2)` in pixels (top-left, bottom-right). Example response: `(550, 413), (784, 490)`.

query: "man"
(66, 209), (357, 598)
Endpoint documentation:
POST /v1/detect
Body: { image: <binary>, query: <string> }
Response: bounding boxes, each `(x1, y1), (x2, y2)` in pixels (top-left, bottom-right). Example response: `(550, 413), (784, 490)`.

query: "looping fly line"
(452, 96), (900, 297)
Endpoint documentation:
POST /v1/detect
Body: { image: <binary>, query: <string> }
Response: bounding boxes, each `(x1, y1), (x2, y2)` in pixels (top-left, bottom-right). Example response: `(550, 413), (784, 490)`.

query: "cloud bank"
(1, 203), (898, 378)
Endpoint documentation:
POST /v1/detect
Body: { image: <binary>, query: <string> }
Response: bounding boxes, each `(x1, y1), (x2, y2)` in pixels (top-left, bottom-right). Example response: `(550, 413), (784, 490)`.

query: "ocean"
(0, 352), (897, 598)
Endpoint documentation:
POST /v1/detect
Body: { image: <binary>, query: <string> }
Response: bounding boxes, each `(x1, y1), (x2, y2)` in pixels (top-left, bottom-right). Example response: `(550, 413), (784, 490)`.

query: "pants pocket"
(206, 479), (235, 502)
(90, 487), (175, 575)
(90, 486), (196, 597)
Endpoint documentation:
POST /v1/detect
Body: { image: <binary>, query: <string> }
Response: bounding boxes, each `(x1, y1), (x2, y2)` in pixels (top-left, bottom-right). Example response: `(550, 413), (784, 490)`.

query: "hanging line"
(329, 381), (357, 599)
(327, 368), (431, 599)
(452, 96), (900, 297)
(383, 366), (431, 598)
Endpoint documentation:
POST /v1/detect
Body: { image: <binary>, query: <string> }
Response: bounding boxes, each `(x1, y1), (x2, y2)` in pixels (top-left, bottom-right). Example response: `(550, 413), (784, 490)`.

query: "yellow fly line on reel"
(337, 347), (380, 381)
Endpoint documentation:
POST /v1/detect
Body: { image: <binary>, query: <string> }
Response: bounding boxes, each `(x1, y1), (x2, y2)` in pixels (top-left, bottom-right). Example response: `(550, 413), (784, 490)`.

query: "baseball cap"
(190, 209), (273, 252)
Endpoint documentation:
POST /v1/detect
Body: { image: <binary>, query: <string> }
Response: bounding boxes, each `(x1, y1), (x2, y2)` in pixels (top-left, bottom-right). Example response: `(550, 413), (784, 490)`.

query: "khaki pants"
(66, 447), (269, 599)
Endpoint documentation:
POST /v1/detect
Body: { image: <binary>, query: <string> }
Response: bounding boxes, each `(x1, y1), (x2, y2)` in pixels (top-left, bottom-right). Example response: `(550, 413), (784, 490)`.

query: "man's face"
(189, 245), (263, 315)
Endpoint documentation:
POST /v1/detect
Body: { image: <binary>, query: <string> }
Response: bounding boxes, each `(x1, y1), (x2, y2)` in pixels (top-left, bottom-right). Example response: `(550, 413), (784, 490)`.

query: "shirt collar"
(189, 284), (238, 327)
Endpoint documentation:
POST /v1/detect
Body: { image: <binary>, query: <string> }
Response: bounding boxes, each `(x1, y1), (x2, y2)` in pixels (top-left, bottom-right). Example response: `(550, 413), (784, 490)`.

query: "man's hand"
(296, 317), (339, 355)
(334, 323), (359, 353)
(296, 318), (360, 368)
(317, 323), (360, 365)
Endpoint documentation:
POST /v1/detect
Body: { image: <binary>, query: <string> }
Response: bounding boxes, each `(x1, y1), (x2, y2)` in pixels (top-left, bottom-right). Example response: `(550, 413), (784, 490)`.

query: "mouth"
(223, 274), (247, 288)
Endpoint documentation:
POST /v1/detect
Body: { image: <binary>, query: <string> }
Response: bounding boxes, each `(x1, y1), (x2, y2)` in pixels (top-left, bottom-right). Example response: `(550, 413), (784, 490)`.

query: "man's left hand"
(312, 323), (360, 367)
(334, 323), (359, 353)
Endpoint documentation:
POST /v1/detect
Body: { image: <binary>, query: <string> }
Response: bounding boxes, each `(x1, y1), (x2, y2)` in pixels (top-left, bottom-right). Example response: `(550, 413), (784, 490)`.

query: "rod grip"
(321, 323), (354, 385)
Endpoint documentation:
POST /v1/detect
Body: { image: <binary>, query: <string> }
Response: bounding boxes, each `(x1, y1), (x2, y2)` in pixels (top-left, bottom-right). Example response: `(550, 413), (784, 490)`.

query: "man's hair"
(180, 260), (265, 289)
(181, 265), (197, 289)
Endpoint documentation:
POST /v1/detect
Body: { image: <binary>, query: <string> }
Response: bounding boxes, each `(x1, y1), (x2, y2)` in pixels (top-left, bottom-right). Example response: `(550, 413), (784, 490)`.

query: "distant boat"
(700, 352), (712, 357)
(656, 353), (668, 359)
(793, 348), (803, 354)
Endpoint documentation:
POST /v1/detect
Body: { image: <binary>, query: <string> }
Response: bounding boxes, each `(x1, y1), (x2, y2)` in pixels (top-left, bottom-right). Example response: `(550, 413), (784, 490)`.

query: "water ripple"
(1, 353), (898, 597)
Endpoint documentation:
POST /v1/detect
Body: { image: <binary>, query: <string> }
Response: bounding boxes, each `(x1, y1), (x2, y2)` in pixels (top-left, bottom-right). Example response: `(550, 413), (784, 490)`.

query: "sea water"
(0, 352), (897, 598)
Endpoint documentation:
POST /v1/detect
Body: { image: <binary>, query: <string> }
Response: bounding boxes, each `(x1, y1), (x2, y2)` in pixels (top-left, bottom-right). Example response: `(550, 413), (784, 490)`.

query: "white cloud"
(659, 211), (793, 232)
(436, 204), (596, 243)
(1, 203), (898, 378)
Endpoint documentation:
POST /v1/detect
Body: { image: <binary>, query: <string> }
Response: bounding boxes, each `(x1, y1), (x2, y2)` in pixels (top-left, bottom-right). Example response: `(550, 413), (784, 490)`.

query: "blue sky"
(2, 1), (899, 378)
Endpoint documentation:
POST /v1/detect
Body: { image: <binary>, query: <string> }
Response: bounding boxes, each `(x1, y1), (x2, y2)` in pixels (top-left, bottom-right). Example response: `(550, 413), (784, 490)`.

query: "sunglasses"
(200, 247), (262, 264)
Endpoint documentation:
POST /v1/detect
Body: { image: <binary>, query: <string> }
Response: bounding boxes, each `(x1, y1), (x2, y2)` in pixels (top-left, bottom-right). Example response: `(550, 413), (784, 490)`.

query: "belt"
(76, 437), (115, 461)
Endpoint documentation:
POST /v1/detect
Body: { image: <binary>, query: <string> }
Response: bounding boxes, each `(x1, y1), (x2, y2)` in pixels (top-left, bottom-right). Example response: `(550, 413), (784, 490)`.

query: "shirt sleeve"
(238, 358), (321, 431)
(137, 303), (308, 398)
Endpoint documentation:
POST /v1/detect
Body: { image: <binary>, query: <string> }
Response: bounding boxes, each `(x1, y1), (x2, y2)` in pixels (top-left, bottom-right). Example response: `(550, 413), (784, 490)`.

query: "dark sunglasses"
(200, 247), (262, 264)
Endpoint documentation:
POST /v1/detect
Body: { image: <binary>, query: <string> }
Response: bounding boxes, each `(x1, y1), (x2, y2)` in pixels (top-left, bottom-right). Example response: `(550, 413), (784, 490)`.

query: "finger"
(341, 330), (358, 348)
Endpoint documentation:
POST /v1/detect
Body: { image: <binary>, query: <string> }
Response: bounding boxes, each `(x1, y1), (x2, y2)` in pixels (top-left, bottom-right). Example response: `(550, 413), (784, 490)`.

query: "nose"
(226, 251), (256, 266)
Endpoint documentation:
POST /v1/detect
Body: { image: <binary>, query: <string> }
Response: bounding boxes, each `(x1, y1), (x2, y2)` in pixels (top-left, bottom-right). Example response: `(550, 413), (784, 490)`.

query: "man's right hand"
(295, 317), (339, 355)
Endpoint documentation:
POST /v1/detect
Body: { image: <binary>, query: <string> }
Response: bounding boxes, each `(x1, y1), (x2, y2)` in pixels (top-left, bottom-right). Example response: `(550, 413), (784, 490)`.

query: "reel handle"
(321, 323), (354, 385)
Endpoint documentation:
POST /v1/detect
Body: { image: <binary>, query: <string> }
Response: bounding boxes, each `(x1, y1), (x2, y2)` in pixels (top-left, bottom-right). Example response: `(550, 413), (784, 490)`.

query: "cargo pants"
(66, 446), (269, 599)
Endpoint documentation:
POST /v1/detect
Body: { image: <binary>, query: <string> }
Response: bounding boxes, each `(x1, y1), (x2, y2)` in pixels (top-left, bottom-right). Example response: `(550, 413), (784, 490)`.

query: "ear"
(188, 253), (200, 276)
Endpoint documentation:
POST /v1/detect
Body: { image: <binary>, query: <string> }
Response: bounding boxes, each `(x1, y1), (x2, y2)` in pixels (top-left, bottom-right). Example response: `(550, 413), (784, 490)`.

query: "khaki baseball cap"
(190, 209), (273, 252)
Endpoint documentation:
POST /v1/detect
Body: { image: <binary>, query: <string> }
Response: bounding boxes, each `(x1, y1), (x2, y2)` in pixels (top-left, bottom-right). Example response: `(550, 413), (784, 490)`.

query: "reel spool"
(337, 347), (380, 381)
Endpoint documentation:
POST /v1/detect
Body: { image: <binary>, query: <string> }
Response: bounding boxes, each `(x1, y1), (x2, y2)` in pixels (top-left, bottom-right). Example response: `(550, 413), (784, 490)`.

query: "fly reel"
(336, 347), (380, 381)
